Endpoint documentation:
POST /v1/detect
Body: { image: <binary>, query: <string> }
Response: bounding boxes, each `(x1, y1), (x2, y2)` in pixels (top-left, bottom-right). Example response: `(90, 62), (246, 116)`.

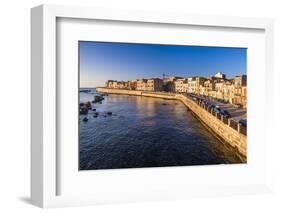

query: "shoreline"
(96, 87), (247, 161)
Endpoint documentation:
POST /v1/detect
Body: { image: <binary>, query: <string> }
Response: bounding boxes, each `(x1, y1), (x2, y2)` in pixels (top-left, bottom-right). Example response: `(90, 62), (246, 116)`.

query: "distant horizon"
(79, 41), (247, 88)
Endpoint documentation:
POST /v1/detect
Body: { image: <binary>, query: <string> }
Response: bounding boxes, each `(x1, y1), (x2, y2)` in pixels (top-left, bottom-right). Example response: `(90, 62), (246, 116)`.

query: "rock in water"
(83, 117), (88, 122)
(94, 95), (104, 103)
(85, 101), (92, 109)
(79, 106), (88, 115)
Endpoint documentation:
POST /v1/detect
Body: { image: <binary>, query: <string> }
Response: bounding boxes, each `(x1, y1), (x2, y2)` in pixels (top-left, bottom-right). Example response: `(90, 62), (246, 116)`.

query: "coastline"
(96, 87), (247, 161)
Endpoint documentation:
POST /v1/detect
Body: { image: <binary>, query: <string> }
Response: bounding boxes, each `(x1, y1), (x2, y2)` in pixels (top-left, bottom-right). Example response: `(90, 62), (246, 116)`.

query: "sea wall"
(96, 87), (247, 160)
(96, 87), (143, 96)
(175, 94), (246, 159)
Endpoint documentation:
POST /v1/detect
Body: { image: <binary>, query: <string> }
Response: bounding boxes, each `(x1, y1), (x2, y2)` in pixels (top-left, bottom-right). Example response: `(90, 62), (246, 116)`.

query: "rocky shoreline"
(79, 94), (113, 121)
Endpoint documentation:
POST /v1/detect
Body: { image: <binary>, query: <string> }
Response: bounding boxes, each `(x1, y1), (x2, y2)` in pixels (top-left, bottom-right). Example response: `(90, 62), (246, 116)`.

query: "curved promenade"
(96, 87), (247, 161)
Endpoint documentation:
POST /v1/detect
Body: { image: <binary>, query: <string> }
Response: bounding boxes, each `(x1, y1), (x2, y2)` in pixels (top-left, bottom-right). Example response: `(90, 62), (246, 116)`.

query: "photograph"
(79, 41), (247, 170)
(25, 2), (277, 210)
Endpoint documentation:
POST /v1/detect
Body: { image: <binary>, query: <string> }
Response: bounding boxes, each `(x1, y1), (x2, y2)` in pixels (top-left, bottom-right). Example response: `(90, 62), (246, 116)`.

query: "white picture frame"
(31, 4), (274, 208)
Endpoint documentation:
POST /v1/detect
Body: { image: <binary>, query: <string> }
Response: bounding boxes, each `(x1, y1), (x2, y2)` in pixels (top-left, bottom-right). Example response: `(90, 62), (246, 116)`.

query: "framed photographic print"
(31, 4), (274, 208)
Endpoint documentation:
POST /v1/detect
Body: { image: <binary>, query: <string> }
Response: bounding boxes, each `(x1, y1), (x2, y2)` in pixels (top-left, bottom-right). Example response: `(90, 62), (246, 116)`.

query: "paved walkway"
(185, 94), (247, 122)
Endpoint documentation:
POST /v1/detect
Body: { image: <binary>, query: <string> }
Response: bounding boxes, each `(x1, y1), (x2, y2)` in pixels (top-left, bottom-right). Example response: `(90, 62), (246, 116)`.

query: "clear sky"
(79, 41), (247, 88)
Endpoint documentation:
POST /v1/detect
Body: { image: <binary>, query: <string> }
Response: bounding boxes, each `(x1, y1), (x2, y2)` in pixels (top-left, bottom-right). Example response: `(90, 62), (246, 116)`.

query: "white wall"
(0, 0), (280, 212)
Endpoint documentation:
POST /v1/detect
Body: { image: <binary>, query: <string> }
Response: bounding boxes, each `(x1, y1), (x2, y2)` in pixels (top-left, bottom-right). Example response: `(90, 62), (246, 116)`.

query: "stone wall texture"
(96, 87), (247, 160)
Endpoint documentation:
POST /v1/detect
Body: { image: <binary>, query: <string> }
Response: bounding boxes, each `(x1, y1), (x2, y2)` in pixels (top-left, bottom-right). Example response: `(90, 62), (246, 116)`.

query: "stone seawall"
(96, 87), (247, 160)
(96, 88), (143, 96)
(175, 94), (246, 160)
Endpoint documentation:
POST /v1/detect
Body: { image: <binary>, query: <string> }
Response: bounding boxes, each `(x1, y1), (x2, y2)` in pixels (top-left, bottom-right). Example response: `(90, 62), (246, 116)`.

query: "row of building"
(105, 72), (247, 107)
(106, 78), (164, 92)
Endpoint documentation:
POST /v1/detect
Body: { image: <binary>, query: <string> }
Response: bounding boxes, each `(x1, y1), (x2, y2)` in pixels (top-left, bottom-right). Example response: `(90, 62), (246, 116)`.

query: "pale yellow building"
(146, 78), (163, 91)
(187, 77), (206, 94)
(106, 80), (128, 89)
(136, 79), (148, 91)
(175, 79), (188, 93)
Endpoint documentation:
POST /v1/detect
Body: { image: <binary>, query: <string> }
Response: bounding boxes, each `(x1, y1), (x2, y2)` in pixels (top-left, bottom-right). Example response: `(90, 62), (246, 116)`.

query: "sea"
(79, 88), (242, 170)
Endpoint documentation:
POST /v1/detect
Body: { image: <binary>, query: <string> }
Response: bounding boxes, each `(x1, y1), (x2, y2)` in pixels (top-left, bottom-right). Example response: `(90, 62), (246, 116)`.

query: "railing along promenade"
(96, 87), (247, 160)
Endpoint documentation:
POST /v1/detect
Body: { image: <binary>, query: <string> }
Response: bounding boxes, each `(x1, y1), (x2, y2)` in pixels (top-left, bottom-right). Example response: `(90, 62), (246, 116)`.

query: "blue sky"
(79, 41), (247, 88)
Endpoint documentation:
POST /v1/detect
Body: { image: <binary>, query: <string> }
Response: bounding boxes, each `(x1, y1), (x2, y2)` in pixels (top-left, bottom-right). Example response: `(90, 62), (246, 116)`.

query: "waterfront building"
(164, 81), (175, 92)
(233, 85), (247, 107)
(106, 80), (128, 89)
(211, 79), (235, 102)
(128, 80), (137, 90)
(112, 81), (119, 88)
(163, 76), (181, 92)
(202, 79), (215, 96)
(146, 78), (164, 91)
(119, 81), (128, 89)
(175, 78), (188, 93)
(106, 80), (116, 88)
(214, 81), (225, 99)
(136, 79), (148, 90)
(222, 82), (235, 103)
(242, 86), (247, 107)
(104, 72), (247, 107)
(234, 75), (247, 87)
(187, 77), (206, 94)
(199, 84), (206, 96)
(232, 75), (247, 107)
(187, 77), (196, 93)
(195, 77), (207, 94)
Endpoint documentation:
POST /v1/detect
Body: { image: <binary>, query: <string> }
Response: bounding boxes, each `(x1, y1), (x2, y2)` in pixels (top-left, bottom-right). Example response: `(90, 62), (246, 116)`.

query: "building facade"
(175, 78), (188, 93)
(104, 72), (247, 108)
(106, 80), (128, 89)
(128, 80), (137, 90)
(136, 79), (148, 91)
(146, 78), (164, 91)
